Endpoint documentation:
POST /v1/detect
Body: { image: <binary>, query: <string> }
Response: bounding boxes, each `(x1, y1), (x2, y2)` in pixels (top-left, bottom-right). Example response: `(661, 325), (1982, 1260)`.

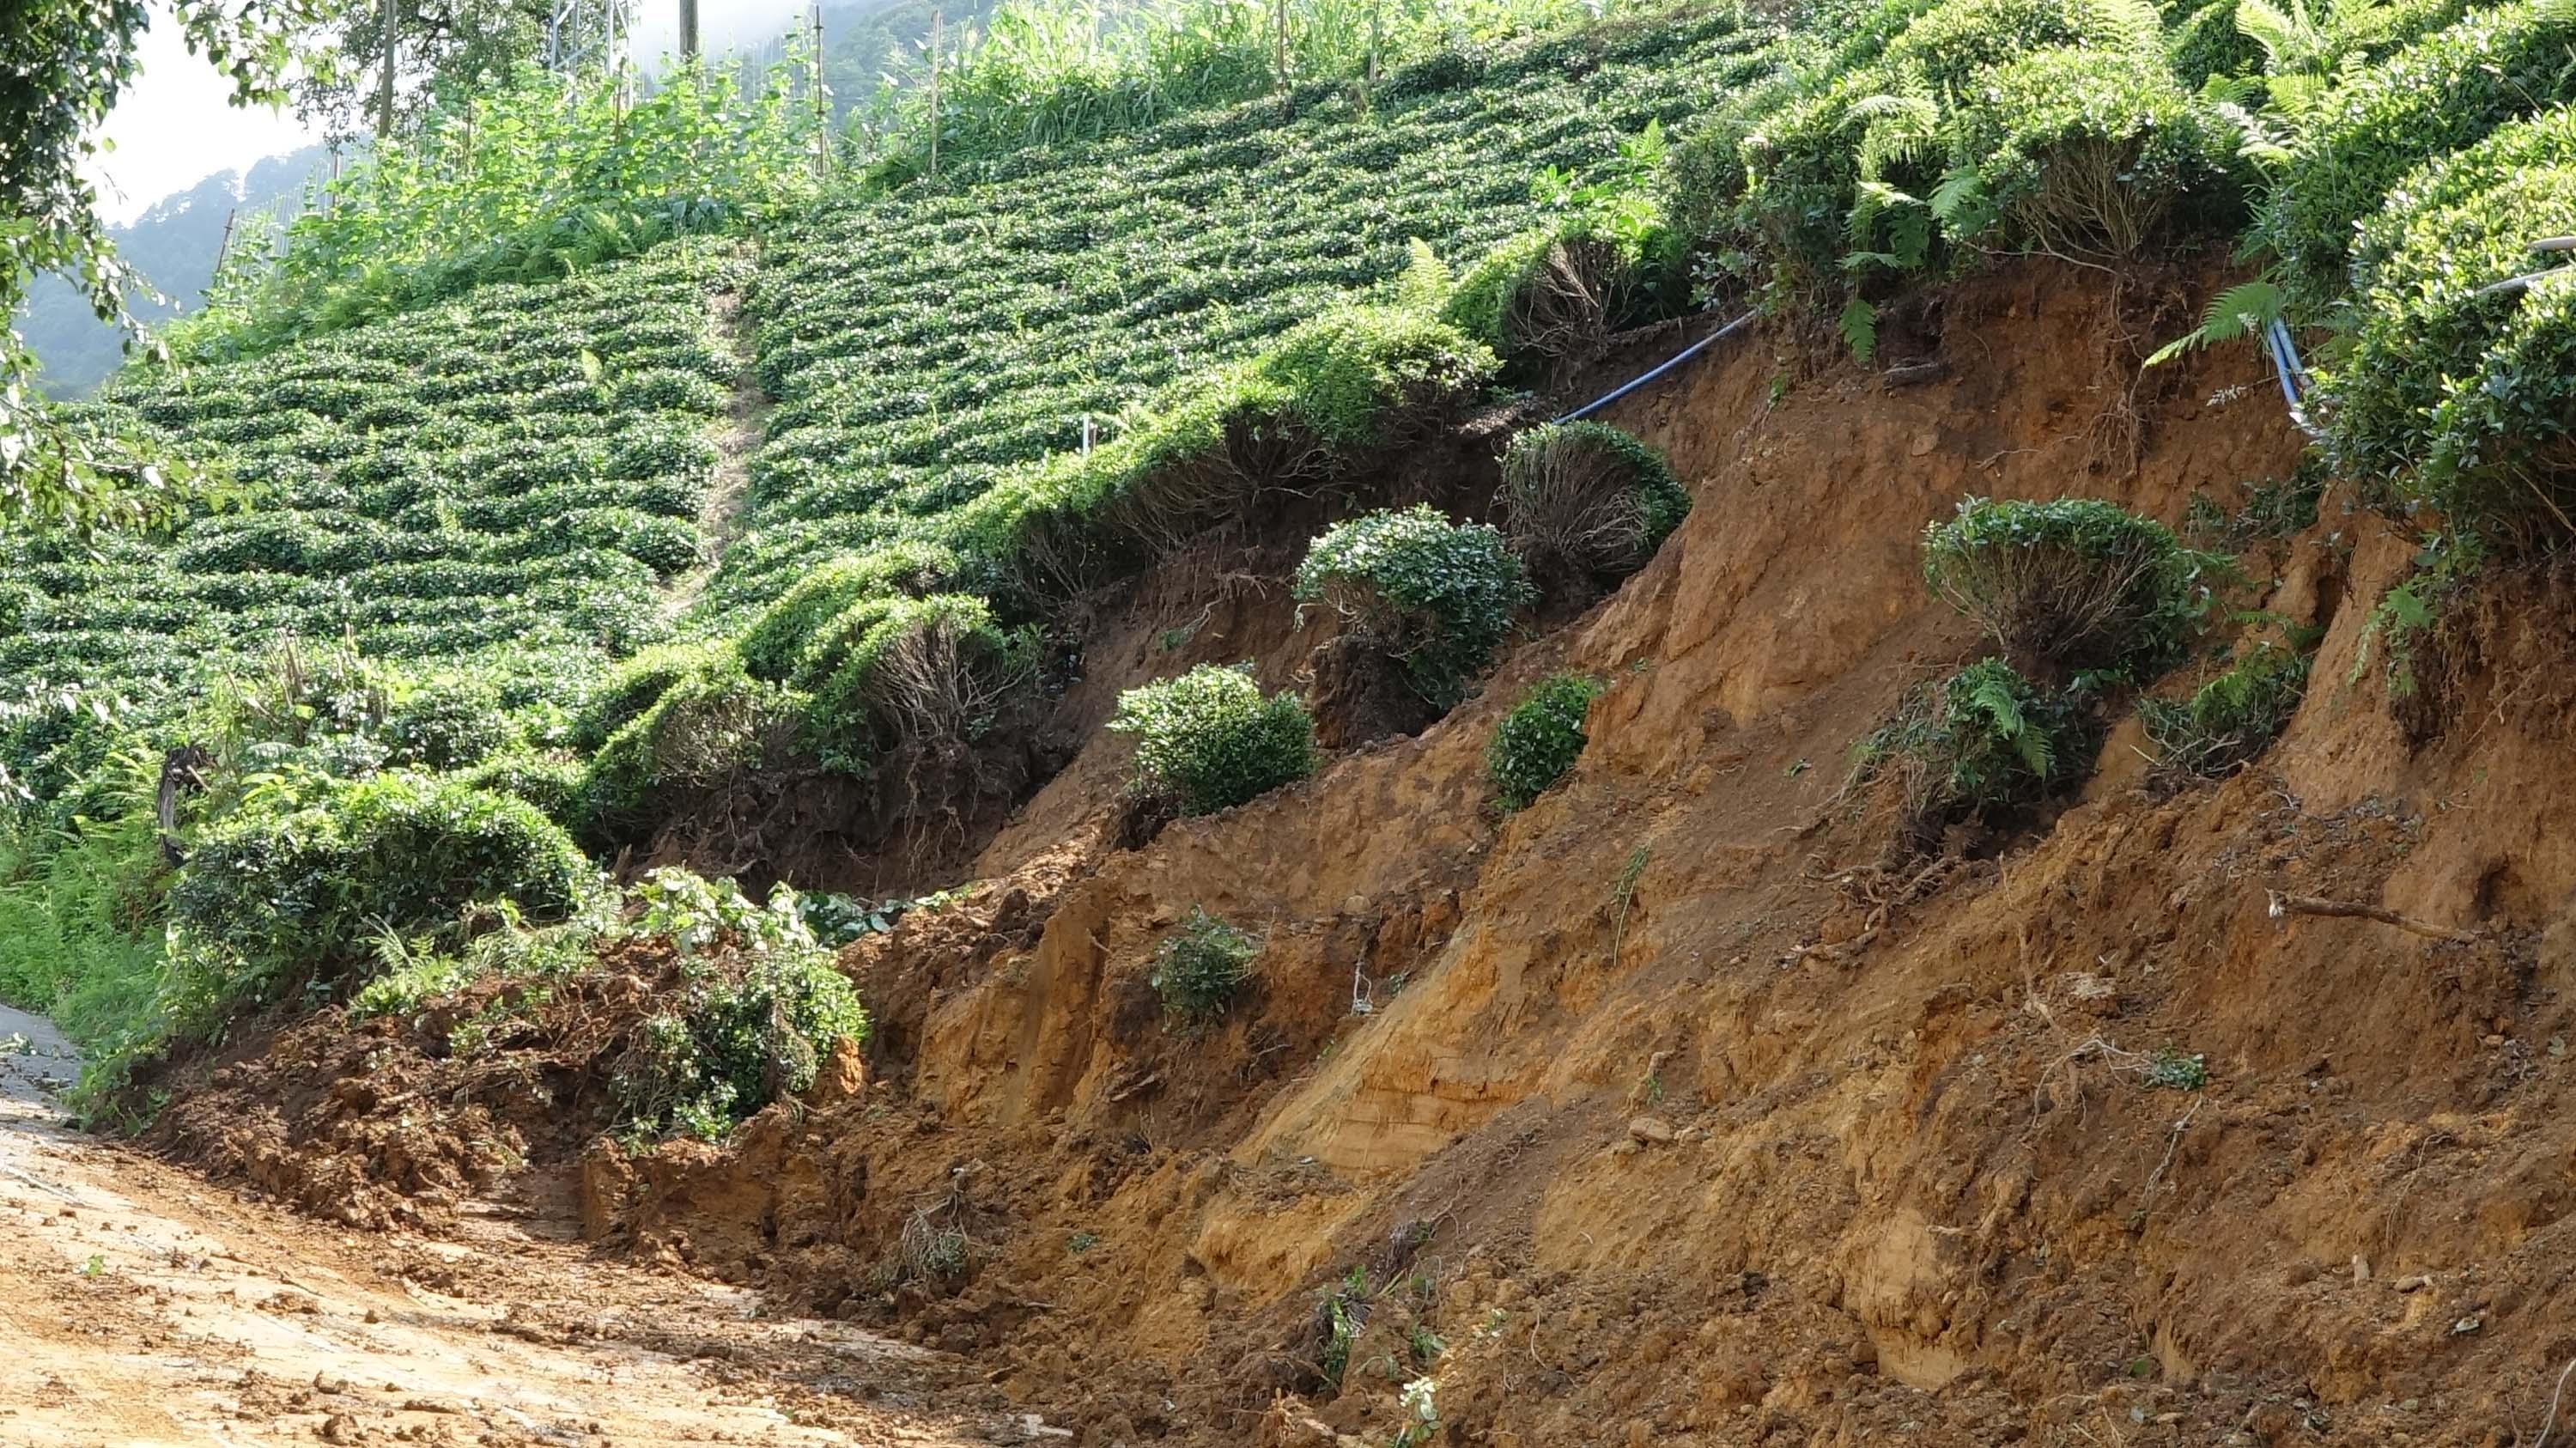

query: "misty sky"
(88, 1), (817, 224)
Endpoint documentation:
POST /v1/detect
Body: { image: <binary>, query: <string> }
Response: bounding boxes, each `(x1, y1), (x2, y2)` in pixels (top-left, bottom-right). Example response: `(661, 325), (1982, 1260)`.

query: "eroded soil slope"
(148, 262), (2576, 1446)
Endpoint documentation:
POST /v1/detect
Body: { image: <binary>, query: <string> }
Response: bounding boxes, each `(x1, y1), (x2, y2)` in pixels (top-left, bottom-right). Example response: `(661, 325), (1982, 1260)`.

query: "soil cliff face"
(175, 258), (2576, 1446)
(573, 261), (2576, 1446)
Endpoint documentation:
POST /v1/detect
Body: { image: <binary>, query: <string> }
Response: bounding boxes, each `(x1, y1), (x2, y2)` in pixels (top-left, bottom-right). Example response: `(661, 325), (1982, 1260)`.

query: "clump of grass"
(1109, 663), (1318, 818)
(1149, 906), (1259, 1019)
(1486, 672), (1604, 812)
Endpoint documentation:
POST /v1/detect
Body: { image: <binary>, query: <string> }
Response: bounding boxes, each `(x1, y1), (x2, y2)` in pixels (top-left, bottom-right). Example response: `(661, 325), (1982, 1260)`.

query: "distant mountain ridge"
(18, 145), (330, 398)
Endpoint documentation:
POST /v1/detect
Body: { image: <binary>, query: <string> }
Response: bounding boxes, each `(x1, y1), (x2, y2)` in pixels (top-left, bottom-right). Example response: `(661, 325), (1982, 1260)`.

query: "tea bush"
(1295, 506), (1535, 708)
(2324, 111), (2576, 551)
(1498, 423), (1690, 594)
(167, 772), (598, 999)
(1486, 672), (1605, 811)
(1854, 659), (2093, 847)
(2258, 0), (2576, 295)
(1150, 907), (1260, 1019)
(1109, 664), (1318, 817)
(1921, 498), (2208, 677)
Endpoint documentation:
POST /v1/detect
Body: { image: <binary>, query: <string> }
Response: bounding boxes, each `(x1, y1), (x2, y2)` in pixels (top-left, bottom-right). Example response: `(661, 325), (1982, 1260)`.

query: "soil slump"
(124, 259), (2576, 1446)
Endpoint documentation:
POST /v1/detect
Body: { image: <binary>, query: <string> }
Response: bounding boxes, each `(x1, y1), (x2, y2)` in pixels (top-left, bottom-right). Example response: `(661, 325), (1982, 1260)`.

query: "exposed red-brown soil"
(142, 259), (2576, 1447)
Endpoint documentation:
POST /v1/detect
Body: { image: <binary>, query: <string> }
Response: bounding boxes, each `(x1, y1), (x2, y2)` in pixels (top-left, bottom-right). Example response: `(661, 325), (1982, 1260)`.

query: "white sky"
(88, 2), (814, 225)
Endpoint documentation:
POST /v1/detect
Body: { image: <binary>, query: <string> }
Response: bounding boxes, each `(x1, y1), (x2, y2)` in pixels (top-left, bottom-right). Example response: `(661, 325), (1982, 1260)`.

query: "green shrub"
(1921, 497), (2209, 677)
(167, 773), (597, 1001)
(1946, 45), (2236, 259)
(1149, 906), (1259, 1019)
(1254, 304), (1498, 450)
(2259, 0), (2576, 293)
(1109, 663), (1318, 817)
(1498, 423), (1691, 594)
(384, 672), (515, 770)
(1854, 659), (2093, 847)
(2140, 641), (2311, 781)
(2325, 111), (2576, 550)
(568, 641), (732, 752)
(1486, 672), (1605, 812)
(452, 746), (586, 822)
(736, 541), (961, 683)
(1295, 506), (1536, 707)
(794, 593), (1037, 778)
(612, 871), (868, 1140)
(574, 657), (799, 849)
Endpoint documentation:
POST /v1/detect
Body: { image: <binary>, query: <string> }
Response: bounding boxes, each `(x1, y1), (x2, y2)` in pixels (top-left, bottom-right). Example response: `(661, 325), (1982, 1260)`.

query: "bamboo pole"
(813, 3), (831, 179)
(927, 9), (942, 179)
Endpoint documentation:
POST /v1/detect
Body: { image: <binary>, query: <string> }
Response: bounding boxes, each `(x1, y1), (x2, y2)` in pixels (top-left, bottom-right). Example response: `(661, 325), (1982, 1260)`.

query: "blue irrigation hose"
(1552, 311), (1759, 424)
(2265, 317), (2324, 440)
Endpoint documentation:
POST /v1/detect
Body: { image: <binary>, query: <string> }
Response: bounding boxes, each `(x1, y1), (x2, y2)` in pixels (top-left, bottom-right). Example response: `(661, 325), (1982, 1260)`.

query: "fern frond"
(1839, 297), (1880, 363)
(2146, 279), (2286, 365)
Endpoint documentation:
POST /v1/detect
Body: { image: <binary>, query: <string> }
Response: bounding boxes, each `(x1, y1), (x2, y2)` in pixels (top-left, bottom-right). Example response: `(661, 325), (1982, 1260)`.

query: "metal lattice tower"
(546, 0), (632, 76)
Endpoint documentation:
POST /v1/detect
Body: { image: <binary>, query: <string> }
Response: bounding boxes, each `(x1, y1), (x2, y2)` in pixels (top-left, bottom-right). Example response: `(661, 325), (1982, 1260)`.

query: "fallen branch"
(2265, 891), (2476, 944)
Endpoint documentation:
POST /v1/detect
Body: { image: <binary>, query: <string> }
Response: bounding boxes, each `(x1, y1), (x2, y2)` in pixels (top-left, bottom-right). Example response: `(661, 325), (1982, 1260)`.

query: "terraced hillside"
(715, 12), (1766, 610)
(1, 240), (748, 795)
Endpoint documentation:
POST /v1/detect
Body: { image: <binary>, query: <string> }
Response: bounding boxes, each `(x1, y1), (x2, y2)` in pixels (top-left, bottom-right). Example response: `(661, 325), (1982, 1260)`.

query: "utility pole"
(811, 3), (830, 179)
(375, 0), (399, 137)
(679, 0), (699, 59)
(927, 10), (941, 179)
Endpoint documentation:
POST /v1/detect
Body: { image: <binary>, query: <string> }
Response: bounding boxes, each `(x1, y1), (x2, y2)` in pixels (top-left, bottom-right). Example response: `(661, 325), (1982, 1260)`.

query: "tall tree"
(290, 0), (553, 139)
(1, 0), (315, 533)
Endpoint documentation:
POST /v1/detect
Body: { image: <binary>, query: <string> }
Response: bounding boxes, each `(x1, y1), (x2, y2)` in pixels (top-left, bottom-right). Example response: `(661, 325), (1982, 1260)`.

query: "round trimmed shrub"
(794, 593), (1036, 778)
(736, 540), (961, 684)
(1921, 497), (2205, 677)
(1109, 663), (1318, 818)
(1487, 672), (1605, 812)
(1149, 907), (1259, 1019)
(568, 641), (732, 751)
(1499, 423), (1691, 595)
(1294, 506), (1536, 708)
(2261, 0), (2576, 292)
(1945, 45), (2236, 258)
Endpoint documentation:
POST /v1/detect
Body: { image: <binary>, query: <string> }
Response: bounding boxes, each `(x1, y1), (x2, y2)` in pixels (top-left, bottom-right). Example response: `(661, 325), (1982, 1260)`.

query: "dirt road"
(0, 1006), (1047, 1448)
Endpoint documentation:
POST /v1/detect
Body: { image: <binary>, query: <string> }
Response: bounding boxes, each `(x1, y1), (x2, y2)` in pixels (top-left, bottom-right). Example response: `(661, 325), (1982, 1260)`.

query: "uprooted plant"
(2140, 639), (2312, 785)
(1849, 659), (2094, 853)
(1486, 672), (1605, 812)
(1921, 496), (2219, 680)
(1295, 505), (1536, 709)
(1150, 906), (1261, 1019)
(608, 868), (868, 1142)
(1498, 423), (1692, 599)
